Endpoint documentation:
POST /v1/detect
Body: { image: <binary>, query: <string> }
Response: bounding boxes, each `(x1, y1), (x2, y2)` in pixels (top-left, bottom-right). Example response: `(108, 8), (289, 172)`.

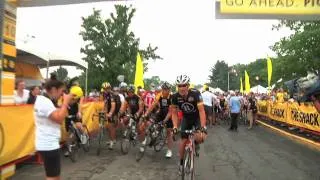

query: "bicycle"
(92, 111), (108, 156)
(180, 129), (197, 180)
(135, 116), (167, 162)
(120, 114), (138, 155)
(65, 115), (90, 162)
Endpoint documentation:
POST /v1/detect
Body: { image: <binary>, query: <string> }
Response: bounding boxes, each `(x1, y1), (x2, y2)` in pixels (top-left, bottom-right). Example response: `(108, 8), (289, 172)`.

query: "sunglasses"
(178, 84), (188, 88)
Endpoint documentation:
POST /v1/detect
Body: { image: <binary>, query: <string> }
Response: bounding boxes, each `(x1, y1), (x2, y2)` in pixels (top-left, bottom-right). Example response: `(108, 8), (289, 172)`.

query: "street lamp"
(255, 76), (259, 93)
(228, 68), (237, 91)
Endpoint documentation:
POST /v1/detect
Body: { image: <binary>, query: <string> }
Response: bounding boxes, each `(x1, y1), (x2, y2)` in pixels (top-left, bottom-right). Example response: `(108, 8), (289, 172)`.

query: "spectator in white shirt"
(202, 87), (214, 126)
(14, 80), (29, 104)
(34, 74), (72, 180)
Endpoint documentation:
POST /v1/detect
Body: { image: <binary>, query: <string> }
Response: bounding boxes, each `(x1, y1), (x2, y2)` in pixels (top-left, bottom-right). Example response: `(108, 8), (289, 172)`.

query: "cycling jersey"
(156, 93), (171, 115)
(220, 98), (226, 110)
(65, 100), (81, 132)
(104, 92), (121, 115)
(125, 94), (141, 115)
(171, 89), (203, 121)
(143, 91), (155, 108)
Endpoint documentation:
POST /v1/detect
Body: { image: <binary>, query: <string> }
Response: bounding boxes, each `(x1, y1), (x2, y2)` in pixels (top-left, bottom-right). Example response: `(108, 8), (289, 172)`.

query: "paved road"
(11, 124), (320, 180)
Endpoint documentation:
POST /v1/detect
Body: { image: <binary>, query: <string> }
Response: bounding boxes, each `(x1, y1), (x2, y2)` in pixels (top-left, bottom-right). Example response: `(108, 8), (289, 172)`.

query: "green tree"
(79, 5), (161, 90)
(272, 20), (320, 76)
(208, 60), (229, 91)
(52, 66), (68, 81)
(144, 76), (161, 90)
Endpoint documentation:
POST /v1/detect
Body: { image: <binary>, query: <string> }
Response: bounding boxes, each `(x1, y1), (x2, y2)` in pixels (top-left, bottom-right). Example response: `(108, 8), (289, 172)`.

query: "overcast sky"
(16, 0), (292, 84)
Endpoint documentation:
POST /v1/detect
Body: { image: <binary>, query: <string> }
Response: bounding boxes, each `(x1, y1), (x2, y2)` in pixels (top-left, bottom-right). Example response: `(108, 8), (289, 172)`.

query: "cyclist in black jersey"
(102, 82), (122, 149)
(144, 82), (174, 158)
(64, 86), (86, 157)
(171, 75), (207, 173)
(119, 85), (145, 151)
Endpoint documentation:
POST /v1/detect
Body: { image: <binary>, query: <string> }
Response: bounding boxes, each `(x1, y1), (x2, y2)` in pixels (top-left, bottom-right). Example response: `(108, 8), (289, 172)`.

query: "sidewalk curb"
(257, 120), (320, 150)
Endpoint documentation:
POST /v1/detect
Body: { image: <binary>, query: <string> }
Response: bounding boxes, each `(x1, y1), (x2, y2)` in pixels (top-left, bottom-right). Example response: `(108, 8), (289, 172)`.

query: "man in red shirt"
(143, 88), (156, 112)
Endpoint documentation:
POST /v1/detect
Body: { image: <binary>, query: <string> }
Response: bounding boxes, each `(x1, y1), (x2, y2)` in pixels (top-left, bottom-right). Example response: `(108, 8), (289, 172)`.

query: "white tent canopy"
(17, 41), (88, 69)
(250, 85), (268, 94)
(200, 86), (224, 94)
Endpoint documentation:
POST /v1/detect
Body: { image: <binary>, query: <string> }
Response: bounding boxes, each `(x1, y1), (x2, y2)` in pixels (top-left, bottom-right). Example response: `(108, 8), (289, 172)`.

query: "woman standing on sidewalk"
(34, 74), (72, 180)
(248, 93), (258, 130)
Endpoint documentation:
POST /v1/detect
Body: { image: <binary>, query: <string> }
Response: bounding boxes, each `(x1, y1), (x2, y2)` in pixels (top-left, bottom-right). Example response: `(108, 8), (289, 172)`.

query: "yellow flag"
(245, 70), (250, 94)
(134, 52), (144, 92)
(267, 57), (272, 88)
(240, 77), (243, 93)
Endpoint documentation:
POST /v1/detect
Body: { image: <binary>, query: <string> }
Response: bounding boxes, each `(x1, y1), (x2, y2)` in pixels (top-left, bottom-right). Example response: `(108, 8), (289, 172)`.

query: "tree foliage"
(272, 20), (320, 76)
(79, 5), (161, 90)
(208, 60), (229, 91)
(52, 66), (68, 81)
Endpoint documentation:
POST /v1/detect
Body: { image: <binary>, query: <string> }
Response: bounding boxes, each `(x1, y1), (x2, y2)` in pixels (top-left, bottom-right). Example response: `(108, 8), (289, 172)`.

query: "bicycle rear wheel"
(182, 149), (195, 180)
(96, 127), (104, 156)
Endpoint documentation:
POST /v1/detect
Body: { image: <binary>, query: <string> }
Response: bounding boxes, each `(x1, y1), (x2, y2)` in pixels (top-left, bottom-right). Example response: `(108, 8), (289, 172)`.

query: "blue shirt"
(229, 96), (241, 113)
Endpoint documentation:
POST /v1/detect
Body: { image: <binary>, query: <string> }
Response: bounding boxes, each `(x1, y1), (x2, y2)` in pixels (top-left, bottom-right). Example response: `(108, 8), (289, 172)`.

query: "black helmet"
(128, 84), (135, 93)
(161, 82), (171, 90)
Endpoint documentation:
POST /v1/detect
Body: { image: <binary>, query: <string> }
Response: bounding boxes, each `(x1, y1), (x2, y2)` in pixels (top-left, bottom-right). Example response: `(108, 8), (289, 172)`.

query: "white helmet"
(176, 75), (190, 85)
(120, 82), (128, 88)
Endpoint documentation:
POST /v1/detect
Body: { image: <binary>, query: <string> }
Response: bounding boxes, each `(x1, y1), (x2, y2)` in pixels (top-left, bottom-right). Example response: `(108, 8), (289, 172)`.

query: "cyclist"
(171, 75), (207, 173)
(119, 82), (128, 102)
(144, 82), (174, 158)
(64, 86), (87, 156)
(119, 85), (145, 151)
(102, 82), (122, 149)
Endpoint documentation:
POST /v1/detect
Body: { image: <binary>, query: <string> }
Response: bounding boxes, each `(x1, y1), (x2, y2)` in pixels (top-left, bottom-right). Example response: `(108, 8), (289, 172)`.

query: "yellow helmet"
(101, 82), (111, 89)
(70, 86), (84, 99)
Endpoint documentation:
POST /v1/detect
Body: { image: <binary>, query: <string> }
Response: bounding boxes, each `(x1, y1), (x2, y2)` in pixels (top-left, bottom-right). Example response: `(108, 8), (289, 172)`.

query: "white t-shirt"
(202, 91), (214, 107)
(14, 89), (29, 104)
(119, 93), (125, 103)
(34, 95), (60, 151)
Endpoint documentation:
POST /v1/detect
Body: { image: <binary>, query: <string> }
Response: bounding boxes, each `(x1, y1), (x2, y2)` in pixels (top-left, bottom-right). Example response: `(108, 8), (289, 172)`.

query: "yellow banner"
(258, 100), (320, 133)
(269, 102), (287, 123)
(0, 105), (35, 166)
(257, 100), (269, 117)
(0, 102), (104, 166)
(287, 102), (320, 132)
(220, 0), (320, 15)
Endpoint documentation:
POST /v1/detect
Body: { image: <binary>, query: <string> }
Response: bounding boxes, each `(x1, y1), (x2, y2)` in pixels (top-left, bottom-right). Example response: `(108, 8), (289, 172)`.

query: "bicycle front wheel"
(121, 129), (131, 155)
(182, 149), (195, 180)
(68, 130), (79, 162)
(82, 125), (90, 152)
(96, 127), (104, 156)
(154, 129), (166, 152)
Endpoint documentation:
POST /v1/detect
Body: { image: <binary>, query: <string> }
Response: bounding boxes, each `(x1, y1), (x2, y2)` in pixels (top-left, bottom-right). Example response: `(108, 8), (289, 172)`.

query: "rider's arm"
(197, 103), (206, 128)
(145, 97), (160, 116)
(197, 93), (206, 128)
(78, 97), (84, 115)
(137, 98), (144, 116)
(119, 100), (128, 115)
(109, 102), (116, 116)
(164, 109), (172, 122)
(170, 105), (178, 129)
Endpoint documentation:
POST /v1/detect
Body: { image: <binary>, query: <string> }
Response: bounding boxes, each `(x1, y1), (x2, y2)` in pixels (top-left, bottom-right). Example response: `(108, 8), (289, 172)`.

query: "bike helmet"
(161, 82), (171, 90)
(70, 86), (84, 99)
(119, 82), (128, 88)
(102, 82), (111, 89)
(128, 84), (135, 93)
(176, 75), (190, 85)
